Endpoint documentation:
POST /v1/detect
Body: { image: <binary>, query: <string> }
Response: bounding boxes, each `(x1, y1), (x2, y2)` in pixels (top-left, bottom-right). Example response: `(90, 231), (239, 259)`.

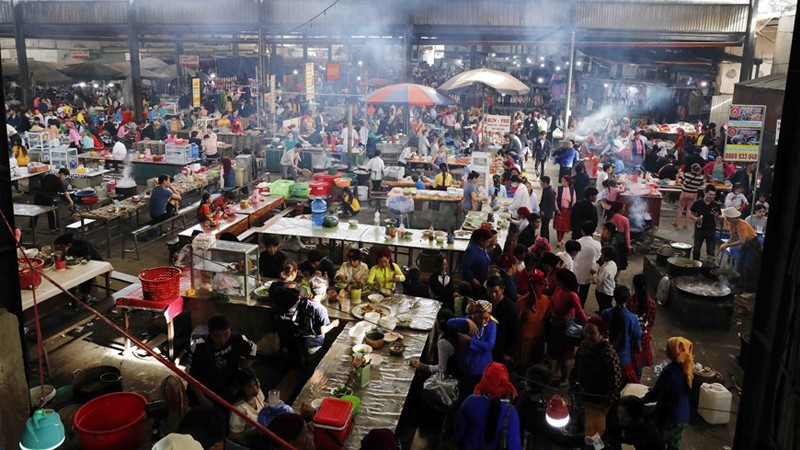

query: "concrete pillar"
(0, 310), (28, 450)
(175, 39), (184, 96)
(772, 14), (795, 75)
(327, 44), (333, 62)
(232, 34), (240, 58)
(12, 2), (31, 109)
(740, 0), (761, 82)
(302, 44), (308, 61)
(470, 45), (478, 69)
(404, 30), (413, 81)
(128, 1), (144, 121)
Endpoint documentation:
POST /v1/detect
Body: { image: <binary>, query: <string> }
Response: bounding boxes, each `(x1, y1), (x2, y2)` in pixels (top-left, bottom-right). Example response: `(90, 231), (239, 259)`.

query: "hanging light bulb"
(555, 66), (561, 71)
(545, 395), (570, 428)
(537, 77), (544, 84)
(19, 409), (65, 450)
(92, 83), (99, 88)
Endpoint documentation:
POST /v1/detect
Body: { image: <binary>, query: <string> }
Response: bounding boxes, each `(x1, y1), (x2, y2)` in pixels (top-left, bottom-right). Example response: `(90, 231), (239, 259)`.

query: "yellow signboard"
(305, 62), (315, 102)
(192, 78), (201, 108)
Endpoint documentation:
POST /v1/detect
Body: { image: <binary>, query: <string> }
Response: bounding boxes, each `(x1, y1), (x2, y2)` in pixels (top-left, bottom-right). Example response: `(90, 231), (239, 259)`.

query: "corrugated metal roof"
(137, 0), (259, 25)
(736, 73), (787, 91)
(23, 0), (127, 24)
(575, 3), (748, 33)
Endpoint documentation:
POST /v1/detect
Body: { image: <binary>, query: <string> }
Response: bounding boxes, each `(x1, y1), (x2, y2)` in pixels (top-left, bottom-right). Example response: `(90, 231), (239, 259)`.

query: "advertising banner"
(725, 104), (765, 163)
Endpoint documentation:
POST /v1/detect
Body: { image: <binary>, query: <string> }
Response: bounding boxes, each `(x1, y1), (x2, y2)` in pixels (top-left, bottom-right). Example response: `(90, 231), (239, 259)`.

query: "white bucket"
(357, 185), (369, 202)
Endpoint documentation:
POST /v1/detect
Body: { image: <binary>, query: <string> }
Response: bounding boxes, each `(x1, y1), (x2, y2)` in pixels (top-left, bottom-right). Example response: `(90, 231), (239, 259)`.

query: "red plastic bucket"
(139, 267), (181, 302)
(314, 172), (344, 185)
(18, 258), (44, 290)
(74, 392), (147, 450)
(308, 180), (330, 196)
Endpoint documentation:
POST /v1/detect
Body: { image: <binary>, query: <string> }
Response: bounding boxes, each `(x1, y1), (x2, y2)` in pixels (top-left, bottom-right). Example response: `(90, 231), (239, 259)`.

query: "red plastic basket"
(138, 267), (181, 302)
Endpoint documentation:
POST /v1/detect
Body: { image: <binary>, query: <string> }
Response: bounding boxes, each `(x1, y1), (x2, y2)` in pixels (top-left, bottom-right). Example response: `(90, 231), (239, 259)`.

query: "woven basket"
(138, 267), (181, 302)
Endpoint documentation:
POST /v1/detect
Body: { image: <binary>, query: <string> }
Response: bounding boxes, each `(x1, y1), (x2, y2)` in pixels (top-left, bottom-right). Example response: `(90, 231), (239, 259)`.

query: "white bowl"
(29, 385), (56, 407)
(352, 343), (373, 356)
(379, 316), (397, 330)
(368, 294), (385, 303)
(364, 312), (381, 324)
(383, 331), (402, 343)
(396, 314), (413, 327)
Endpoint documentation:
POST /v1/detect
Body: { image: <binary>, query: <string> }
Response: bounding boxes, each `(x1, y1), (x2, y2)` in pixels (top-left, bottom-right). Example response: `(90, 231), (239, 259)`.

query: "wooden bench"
(125, 201), (201, 260)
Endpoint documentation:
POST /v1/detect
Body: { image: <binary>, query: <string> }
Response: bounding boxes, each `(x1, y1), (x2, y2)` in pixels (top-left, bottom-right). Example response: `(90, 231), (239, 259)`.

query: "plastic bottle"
(311, 197), (327, 227)
(373, 210), (381, 235)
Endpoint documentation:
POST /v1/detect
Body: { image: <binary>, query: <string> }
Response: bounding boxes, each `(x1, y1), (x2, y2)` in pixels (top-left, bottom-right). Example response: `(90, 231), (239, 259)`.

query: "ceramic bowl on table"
(368, 294), (384, 303)
(396, 314), (412, 327)
(352, 344), (373, 356)
(388, 341), (406, 356)
(378, 316), (397, 330)
(364, 312), (382, 324)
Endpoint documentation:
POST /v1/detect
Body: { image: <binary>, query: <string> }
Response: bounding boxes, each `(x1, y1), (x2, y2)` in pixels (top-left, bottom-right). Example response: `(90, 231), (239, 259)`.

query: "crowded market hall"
(2, 1), (800, 449)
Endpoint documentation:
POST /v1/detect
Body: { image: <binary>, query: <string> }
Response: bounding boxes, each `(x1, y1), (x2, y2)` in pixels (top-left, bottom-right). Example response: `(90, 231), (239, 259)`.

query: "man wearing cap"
(719, 206), (762, 291)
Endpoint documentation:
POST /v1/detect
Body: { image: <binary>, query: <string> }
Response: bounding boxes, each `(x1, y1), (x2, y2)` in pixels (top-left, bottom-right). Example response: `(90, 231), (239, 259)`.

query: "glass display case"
(49, 146), (78, 170)
(190, 240), (259, 298)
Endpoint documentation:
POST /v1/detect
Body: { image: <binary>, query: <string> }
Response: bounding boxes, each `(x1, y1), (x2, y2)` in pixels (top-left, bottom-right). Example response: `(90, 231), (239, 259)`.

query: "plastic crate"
(269, 180), (295, 198)
(165, 143), (193, 164)
(289, 182), (311, 198)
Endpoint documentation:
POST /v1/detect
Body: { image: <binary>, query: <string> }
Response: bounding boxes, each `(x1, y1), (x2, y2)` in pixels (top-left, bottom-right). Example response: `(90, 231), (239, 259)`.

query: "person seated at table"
(271, 281), (339, 356)
(259, 235), (288, 279)
(398, 146), (415, 167)
(412, 173), (426, 190)
(702, 155), (735, 183)
(299, 249), (336, 281)
(341, 186), (360, 217)
(429, 254), (456, 308)
(360, 428), (401, 450)
(197, 193), (212, 223)
(212, 190), (237, 210)
(186, 315), (257, 407)
(150, 175), (181, 223)
(657, 155), (679, 180)
(745, 204), (768, 233)
(367, 247), (406, 292)
(335, 248), (369, 285)
(280, 260), (299, 282)
(267, 413), (315, 450)
(228, 368), (266, 448)
(53, 232), (104, 304)
(403, 267), (430, 297)
(433, 163), (454, 190)
(724, 183), (749, 211)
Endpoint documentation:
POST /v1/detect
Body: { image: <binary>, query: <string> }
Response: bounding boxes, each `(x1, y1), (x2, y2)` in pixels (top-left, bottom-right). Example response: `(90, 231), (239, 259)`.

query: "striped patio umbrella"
(365, 83), (454, 106)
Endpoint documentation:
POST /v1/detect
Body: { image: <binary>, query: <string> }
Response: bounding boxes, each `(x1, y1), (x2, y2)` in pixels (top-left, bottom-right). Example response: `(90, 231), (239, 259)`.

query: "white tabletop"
(20, 260), (113, 310)
(11, 167), (47, 182)
(14, 203), (57, 218)
(179, 213), (249, 239)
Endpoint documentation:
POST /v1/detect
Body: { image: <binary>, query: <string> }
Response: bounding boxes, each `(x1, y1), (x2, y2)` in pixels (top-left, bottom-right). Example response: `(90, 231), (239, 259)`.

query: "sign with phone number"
(724, 150), (760, 161)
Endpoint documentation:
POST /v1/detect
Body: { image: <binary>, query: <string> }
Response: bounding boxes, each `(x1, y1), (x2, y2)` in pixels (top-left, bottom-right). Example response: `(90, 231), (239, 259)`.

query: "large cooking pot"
(115, 185), (138, 198)
(73, 366), (123, 402)
(673, 276), (732, 298)
(667, 257), (702, 277)
(669, 242), (693, 258)
(656, 246), (682, 266)
(353, 169), (370, 186)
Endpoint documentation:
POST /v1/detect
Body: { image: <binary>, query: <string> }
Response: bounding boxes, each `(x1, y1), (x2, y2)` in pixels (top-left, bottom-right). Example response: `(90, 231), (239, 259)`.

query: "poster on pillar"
(483, 114), (511, 138)
(192, 78), (201, 108)
(180, 55), (200, 70)
(305, 62), (315, 102)
(724, 104), (765, 163)
(326, 63), (340, 81)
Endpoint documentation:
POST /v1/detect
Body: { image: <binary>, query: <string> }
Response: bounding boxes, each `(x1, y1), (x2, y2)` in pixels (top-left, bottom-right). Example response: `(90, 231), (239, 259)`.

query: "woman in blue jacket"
(447, 300), (496, 403)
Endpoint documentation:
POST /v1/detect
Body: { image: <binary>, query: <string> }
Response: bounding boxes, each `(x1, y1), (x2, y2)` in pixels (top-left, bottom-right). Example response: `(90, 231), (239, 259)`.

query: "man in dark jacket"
(532, 131), (551, 178)
(729, 162), (758, 196)
(539, 176), (556, 243)
(486, 275), (519, 364)
(571, 187), (599, 240)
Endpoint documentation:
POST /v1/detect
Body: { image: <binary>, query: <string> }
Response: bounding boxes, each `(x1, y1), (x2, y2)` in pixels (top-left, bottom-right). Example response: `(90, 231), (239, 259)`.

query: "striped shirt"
(681, 172), (705, 194)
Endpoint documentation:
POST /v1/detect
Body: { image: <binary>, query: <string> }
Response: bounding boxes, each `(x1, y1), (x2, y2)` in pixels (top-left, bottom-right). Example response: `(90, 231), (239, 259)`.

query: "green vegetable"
(322, 215), (339, 228)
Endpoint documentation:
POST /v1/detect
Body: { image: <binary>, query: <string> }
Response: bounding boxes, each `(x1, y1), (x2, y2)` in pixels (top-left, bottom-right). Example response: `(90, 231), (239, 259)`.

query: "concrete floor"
(22, 159), (745, 449)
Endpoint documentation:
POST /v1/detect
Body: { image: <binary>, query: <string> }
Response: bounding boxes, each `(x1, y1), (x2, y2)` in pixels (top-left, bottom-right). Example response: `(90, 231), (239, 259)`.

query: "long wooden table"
(291, 295), (440, 447)
(21, 260), (113, 310)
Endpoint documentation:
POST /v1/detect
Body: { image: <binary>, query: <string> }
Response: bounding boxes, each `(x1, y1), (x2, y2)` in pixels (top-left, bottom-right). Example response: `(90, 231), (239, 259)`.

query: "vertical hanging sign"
(191, 78), (201, 108)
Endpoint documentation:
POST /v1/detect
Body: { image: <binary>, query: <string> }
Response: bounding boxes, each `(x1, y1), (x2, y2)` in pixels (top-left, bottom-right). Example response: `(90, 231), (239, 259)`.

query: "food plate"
(365, 354), (384, 365)
(455, 230), (472, 240)
(351, 303), (392, 320)
(383, 332), (403, 343)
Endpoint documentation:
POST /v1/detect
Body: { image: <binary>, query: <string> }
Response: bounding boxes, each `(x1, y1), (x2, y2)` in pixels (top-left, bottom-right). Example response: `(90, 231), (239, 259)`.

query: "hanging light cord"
(289, 0), (341, 33)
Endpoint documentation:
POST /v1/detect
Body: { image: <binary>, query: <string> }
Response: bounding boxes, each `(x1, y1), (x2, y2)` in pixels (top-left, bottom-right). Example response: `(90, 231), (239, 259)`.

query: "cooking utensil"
(73, 366), (123, 402)
(656, 245), (682, 266)
(667, 256), (702, 277)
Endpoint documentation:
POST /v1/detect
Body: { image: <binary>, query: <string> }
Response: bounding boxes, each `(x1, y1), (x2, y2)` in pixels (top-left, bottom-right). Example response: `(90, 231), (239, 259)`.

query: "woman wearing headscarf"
(547, 269), (588, 386)
(334, 248), (369, 285)
(447, 300), (497, 402)
(221, 156), (236, 191)
(456, 362), (522, 450)
(642, 337), (694, 450)
(553, 175), (577, 247)
(367, 247), (405, 292)
(569, 317), (622, 438)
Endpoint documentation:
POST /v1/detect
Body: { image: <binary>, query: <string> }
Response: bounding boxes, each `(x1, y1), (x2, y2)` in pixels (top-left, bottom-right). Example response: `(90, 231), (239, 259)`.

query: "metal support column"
(740, 0), (760, 82)
(128, 1), (144, 121)
(175, 39), (184, 96)
(12, 2), (31, 109)
(404, 31), (413, 82)
(233, 34), (240, 58)
(327, 44), (333, 62)
(303, 44), (308, 61)
(470, 45), (478, 70)
(564, 30), (576, 137)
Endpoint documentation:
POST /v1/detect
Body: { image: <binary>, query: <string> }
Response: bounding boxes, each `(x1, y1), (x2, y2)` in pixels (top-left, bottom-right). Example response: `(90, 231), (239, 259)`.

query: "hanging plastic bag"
(422, 372), (459, 411)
